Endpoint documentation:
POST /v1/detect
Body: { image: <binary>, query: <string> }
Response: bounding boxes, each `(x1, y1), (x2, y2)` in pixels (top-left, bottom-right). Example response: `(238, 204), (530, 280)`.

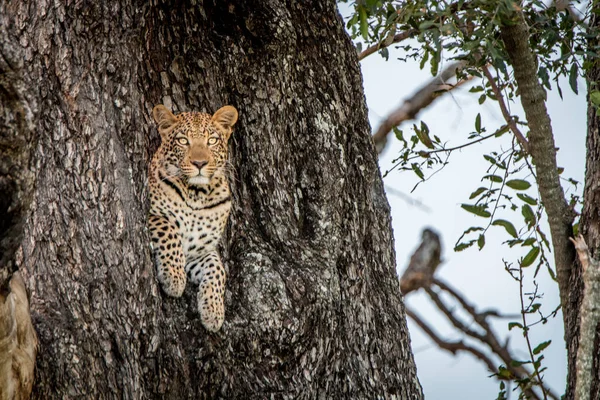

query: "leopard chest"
(177, 202), (231, 256)
(149, 172), (231, 255)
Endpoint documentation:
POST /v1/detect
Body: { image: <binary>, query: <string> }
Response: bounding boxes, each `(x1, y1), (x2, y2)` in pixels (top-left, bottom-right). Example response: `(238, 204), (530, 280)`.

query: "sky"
(338, 5), (587, 399)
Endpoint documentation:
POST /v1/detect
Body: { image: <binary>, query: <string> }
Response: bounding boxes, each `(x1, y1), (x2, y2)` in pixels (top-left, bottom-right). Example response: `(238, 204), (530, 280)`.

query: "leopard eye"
(176, 137), (189, 146)
(207, 137), (219, 146)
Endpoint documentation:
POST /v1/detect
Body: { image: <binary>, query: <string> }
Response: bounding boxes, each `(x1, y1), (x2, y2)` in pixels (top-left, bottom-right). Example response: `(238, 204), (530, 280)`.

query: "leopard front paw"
(158, 269), (187, 298)
(197, 291), (224, 332)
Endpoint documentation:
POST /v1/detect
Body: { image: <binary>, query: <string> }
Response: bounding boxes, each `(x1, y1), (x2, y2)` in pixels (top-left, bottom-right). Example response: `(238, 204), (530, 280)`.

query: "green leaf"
(483, 174), (503, 183)
(522, 238), (536, 246)
(497, 366), (512, 379)
(478, 94), (486, 104)
(416, 121), (434, 149)
(547, 265), (557, 280)
(508, 322), (523, 330)
(517, 193), (537, 206)
(477, 234), (485, 249)
(393, 127), (404, 142)
(528, 303), (541, 313)
(411, 163), (424, 180)
(430, 50), (440, 76)
(469, 187), (487, 200)
(419, 20), (435, 31)
(454, 241), (475, 252)
(492, 219), (518, 238)
(538, 66), (551, 90)
(533, 340), (551, 355)
(461, 204), (491, 218)
(483, 155), (496, 165)
(510, 359), (530, 367)
(494, 125), (510, 137)
(358, 6), (368, 41)
(506, 179), (531, 190)
(380, 47), (389, 61)
(521, 247), (540, 268)
(569, 63), (578, 95)
(419, 50), (429, 70)
(522, 204), (536, 226)
(475, 113), (481, 133)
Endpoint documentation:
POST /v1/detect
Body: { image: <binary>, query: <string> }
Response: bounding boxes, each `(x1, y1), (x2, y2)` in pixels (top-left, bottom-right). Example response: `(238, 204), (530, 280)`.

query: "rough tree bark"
(565, 7), (600, 399)
(0, 7), (38, 398)
(1, 1), (423, 398)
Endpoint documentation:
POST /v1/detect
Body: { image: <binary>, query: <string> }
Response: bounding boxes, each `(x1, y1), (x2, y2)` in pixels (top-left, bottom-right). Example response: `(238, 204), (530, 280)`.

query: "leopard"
(148, 104), (238, 332)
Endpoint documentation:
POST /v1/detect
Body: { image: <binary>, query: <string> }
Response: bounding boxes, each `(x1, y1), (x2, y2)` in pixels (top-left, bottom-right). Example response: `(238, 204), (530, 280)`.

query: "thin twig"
(518, 269), (548, 400)
(419, 129), (499, 156)
(481, 65), (530, 153)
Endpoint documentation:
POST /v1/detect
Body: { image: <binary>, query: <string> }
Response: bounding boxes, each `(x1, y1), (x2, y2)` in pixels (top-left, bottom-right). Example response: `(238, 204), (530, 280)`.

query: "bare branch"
(424, 282), (559, 400)
(433, 279), (517, 322)
(570, 235), (600, 400)
(401, 229), (560, 399)
(481, 65), (530, 153)
(405, 307), (497, 373)
(372, 61), (470, 153)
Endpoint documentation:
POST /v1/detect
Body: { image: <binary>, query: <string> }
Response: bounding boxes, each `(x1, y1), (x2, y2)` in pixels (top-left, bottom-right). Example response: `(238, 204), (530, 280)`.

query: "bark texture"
(0, 8), (38, 399)
(565, 8), (600, 399)
(2, 1), (423, 398)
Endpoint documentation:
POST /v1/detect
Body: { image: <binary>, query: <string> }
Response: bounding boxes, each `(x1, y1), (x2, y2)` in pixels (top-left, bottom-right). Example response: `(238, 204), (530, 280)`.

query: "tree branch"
(481, 65), (529, 153)
(405, 307), (498, 373)
(401, 229), (559, 399)
(570, 235), (600, 400)
(425, 283), (559, 400)
(372, 61), (470, 153)
(357, 29), (417, 61)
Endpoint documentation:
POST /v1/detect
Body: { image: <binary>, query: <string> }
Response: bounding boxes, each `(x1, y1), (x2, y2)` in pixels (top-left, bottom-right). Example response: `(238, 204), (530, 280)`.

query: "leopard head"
(152, 104), (238, 186)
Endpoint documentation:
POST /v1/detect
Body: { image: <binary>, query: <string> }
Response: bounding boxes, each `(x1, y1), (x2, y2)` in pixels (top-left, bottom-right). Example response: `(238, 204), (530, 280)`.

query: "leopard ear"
(152, 105), (179, 135)
(211, 105), (238, 139)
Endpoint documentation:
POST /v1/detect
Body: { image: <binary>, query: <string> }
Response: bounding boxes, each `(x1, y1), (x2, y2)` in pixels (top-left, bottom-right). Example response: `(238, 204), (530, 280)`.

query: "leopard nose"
(191, 160), (208, 170)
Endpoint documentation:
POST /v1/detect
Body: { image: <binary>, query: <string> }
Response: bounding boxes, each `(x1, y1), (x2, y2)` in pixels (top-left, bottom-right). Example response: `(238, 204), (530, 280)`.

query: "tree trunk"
(500, 11), (576, 338)
(565, 8), (600, 399)
(1, 1), (423, 398)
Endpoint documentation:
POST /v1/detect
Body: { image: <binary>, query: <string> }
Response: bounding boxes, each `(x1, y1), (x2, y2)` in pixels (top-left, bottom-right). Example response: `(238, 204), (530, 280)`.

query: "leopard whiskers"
(159, 170), (183, 183)
(220, 160), (238, 180)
